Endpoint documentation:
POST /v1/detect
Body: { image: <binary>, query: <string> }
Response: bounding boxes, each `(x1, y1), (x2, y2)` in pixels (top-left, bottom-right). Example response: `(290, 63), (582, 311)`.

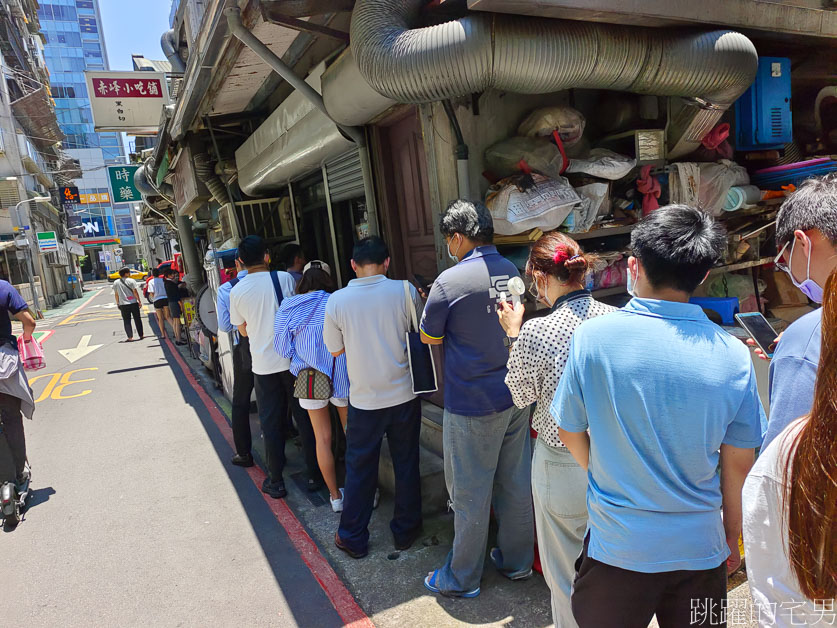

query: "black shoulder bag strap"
(270, 271), (284, 308)
(229, 276), (240, 288)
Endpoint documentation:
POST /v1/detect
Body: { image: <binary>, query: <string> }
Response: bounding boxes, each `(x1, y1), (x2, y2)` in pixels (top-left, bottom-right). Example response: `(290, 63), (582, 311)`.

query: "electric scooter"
(0, 418), (31, 529)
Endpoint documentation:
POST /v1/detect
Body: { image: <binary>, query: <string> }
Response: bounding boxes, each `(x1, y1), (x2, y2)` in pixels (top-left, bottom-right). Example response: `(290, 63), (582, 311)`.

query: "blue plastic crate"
(689, 297), (740, 326)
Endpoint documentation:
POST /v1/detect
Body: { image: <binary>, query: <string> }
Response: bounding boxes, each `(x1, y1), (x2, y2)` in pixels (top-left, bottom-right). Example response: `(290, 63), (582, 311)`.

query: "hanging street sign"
(84, 71), (170, 133)
(60, 186), (80, 212)
(107, 165), (141, 203)
(37, 231), (58, 252)
(60, 186), (80, 203)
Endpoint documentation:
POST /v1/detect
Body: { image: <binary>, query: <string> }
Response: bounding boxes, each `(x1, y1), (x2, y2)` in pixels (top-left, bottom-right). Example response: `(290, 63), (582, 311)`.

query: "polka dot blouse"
(505, 291), (617, 448)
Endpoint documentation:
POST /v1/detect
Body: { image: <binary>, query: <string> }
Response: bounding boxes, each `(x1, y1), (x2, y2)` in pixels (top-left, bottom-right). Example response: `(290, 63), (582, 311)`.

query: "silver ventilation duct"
(161, 29), (186, 73)
(322, 1), (758, 156)
(349, 1), (757, 106)
(193, 152), (231, 206)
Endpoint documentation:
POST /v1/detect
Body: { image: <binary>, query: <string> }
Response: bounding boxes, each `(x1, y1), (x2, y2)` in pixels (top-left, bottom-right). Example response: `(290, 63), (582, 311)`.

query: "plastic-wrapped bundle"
(485, 173), (581, 235)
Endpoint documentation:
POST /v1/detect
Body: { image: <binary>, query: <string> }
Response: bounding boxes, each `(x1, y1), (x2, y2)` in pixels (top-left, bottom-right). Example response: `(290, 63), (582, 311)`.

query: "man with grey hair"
(420, 199), (533, 598)
(761, 174), (837, 447)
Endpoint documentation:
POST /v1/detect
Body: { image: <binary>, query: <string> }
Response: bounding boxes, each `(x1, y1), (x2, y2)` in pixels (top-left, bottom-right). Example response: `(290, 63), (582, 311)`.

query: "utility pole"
(12, 197), (51, 317)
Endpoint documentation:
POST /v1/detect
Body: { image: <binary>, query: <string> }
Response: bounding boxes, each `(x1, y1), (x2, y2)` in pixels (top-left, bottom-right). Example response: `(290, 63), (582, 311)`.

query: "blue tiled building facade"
(38, 0), (136, 247)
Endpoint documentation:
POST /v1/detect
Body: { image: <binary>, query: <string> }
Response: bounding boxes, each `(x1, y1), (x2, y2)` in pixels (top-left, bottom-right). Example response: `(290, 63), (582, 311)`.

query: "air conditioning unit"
(217, 203), (239, 245)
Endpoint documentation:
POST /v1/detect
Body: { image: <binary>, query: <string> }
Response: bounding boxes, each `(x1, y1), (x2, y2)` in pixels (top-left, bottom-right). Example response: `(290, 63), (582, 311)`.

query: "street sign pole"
(12, 199), (45, 317)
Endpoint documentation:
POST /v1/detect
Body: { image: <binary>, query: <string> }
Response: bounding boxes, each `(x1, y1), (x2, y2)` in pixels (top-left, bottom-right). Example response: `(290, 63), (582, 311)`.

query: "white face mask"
(528, 273), (553, 307)
(627, 265), (637, 297)
(447, 236), (462, 263)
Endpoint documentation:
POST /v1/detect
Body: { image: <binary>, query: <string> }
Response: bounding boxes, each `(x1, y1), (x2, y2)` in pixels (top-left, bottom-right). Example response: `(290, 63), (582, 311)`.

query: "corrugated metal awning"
(326, 150), (364, 203)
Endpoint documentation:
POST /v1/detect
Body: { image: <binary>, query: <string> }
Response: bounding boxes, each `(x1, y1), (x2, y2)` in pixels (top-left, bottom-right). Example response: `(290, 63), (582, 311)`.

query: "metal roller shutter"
(325, 150), (364, 203)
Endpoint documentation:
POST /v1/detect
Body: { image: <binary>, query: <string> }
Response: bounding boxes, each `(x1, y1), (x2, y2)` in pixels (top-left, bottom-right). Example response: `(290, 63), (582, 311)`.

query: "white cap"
(303, 260), (331, 275)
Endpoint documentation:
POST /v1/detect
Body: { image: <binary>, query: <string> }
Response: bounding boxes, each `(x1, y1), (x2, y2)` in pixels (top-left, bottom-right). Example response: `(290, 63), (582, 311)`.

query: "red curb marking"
(163, 337), (374, 628)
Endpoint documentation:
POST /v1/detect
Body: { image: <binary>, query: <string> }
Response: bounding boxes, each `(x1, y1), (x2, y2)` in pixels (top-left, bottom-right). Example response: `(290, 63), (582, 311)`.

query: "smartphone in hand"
(736, 312), (779, 359)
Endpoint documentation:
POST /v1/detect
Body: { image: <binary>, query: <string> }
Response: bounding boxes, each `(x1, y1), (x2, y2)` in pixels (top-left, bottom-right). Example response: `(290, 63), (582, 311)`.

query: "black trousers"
(231, 338), (254, 457)
(253, 372), (289, 485)
(279, 371), (321, 484)
(119, 303), (143, 339)
(337, 398), (422, 553)
(572, 534), (728, 628)
(0, 394), (25, 482)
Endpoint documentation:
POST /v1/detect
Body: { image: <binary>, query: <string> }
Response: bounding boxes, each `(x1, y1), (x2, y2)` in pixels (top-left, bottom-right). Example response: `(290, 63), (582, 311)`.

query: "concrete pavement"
(2, 284), (759, 628)
(2, 285), (347, 627)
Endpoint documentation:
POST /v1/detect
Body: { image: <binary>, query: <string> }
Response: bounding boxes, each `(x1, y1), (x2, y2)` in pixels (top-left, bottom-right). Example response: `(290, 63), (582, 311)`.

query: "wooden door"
(377, 109), (437, 282)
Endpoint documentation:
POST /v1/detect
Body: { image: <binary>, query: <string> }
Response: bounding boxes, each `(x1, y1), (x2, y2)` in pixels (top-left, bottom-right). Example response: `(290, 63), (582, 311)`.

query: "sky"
(98, 0), (174, 71)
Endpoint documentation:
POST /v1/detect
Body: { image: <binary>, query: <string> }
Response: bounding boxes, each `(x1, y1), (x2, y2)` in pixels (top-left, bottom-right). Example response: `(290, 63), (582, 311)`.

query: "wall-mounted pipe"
(161, 29), (186, 73)
(442, 100), (471, 200)
(175, 213), (204, 294)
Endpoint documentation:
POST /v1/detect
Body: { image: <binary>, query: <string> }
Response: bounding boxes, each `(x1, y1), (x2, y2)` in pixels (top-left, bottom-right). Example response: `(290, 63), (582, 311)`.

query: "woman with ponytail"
(743, 270), (837, 627)
(497, 232), (616, 627)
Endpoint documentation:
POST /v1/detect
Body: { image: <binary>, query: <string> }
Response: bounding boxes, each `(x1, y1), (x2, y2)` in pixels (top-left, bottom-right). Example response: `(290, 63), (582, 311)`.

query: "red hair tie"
(553, 246), (570, 265)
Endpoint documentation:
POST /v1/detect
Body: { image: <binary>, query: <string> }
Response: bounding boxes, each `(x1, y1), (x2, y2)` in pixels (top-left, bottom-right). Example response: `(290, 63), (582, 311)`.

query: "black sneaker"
(261, 478), (287, 499)
(231, 453), (254, 467)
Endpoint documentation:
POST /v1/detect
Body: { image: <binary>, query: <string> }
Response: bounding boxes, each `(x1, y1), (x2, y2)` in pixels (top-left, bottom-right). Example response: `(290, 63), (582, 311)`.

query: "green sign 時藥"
(107, 165), (141, 203)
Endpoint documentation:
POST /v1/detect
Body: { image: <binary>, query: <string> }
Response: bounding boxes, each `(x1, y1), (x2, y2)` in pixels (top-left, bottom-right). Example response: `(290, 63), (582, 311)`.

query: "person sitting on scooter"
(0, 279), (36, 486)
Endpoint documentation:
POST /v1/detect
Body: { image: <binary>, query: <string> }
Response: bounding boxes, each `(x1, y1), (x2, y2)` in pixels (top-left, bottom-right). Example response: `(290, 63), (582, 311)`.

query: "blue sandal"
(424, 569), (480, 598)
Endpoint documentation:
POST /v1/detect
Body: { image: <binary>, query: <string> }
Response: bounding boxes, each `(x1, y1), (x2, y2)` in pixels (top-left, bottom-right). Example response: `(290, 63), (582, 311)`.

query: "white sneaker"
(331, 488), (344, 513)
(373, 488), (380, 509)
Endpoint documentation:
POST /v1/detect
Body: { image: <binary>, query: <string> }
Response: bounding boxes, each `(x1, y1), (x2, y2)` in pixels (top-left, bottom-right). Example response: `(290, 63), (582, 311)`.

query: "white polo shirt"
(229, 270), (296, 375)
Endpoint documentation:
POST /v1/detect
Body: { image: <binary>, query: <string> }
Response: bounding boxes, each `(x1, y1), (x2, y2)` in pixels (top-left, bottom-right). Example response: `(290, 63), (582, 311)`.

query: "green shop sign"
(108, 165), (142, 203)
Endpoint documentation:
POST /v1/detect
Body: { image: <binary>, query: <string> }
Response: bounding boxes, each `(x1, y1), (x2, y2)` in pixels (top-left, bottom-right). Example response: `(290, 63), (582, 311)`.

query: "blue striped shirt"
(274, 291), (350, 399)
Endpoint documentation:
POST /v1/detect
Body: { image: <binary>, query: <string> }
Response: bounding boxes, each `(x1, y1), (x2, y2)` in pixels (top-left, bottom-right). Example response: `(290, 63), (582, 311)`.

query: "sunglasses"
(774, 241), (790, 274)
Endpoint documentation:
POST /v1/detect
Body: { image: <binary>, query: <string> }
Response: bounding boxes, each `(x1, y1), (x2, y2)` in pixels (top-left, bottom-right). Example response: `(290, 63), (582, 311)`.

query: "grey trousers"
(532, 438), (588, 628)
(435, 405), (534, 593)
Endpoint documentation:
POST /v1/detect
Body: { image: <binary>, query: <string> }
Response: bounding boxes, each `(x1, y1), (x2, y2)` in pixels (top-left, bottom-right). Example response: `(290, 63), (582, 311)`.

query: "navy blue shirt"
(0, 280), (28, 345)
(763, 308), (821, 448)
(420, 245), (518, 416)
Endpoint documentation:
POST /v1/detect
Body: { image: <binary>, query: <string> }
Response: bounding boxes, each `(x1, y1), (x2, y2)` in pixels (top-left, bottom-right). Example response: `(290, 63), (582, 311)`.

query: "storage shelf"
(571, 224), (635, 240)
(709, 257), (774, 275)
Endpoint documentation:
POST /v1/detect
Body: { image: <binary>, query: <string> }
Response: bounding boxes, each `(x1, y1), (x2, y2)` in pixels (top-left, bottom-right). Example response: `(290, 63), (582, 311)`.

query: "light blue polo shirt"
(551, 298), (765, 573)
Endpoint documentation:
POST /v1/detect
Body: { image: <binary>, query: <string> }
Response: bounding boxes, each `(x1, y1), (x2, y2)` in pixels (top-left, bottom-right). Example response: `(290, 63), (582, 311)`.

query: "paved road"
(1, 286), (352, 627)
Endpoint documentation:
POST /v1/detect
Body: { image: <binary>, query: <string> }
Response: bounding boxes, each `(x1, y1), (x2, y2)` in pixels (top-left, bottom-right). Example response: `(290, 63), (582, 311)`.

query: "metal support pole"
(12, 200), (42, 316)
(287, 183), (301, 244)
(225, 8), (363, 145)
(225, 6), (380, 242)
(321, 165), (344, 288)
(357, 144), (379, 236)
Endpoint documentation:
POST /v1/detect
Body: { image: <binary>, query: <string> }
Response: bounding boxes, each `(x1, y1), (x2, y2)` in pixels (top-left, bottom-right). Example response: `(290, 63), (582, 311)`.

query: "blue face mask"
(788, 236), (824, 304)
